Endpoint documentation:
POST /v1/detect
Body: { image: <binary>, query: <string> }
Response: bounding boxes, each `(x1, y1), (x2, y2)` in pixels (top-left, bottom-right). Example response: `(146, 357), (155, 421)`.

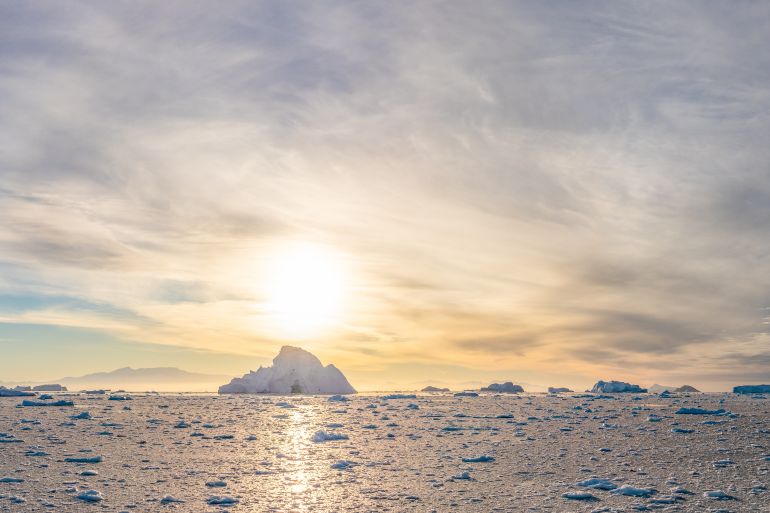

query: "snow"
(219, 346), (356, 395)
(591, 380), (647, 393)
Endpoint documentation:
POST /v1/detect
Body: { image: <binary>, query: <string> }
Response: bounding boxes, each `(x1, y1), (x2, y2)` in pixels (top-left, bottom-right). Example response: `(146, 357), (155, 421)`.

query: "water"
(1, 393), (768, 511)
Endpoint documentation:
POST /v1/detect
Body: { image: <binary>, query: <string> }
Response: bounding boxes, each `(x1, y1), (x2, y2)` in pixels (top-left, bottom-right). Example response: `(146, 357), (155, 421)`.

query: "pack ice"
(218, 346), (356, 395)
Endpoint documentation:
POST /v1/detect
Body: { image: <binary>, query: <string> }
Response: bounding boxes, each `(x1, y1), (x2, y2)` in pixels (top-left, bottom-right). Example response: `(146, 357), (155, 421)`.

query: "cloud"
(1, 1), (769, 388)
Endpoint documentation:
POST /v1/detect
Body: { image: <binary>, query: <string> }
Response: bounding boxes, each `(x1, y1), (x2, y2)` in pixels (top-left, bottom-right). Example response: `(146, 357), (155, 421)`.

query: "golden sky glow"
(1, 2), (770, 391)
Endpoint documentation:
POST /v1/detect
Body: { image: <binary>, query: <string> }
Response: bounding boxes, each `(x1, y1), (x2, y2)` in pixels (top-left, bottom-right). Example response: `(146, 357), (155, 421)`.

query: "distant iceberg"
(0, 386), (35, 397)
(218, 346), (356, 395)
(421, 386), (450, 392)
(733, 384), (770, 394)
(591, 380), (647, 393)
(480, 382), (523, 393)
(548, 387), (573, 394)
(32, 384), (67, 392)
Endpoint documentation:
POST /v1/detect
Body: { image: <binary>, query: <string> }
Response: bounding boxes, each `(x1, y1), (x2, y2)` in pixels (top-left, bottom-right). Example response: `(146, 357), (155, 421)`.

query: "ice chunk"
(65, 456), (103, 464)
(562, 491), (597, 500)
(461, 455), (495, 463)
(20, 399), (74, 407)
(311, 430), (348, 442)
(610, 485), (655, 497)
(675, 408), (727, 415)
(703, 490), (736, 500)
(576, 478), (617, 490)
(75, 490), (103, 502)
(207, 496), (239, 505)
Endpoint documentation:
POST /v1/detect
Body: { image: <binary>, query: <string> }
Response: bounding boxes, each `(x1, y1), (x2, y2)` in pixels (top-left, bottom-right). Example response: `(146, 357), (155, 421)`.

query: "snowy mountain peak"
(219, 346), (356, 395)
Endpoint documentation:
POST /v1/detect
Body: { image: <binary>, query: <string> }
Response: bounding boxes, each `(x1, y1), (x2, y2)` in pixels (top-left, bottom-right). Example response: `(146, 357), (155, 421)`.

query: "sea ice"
(311, 430), (349, 442)
(75, 490), (103, 502)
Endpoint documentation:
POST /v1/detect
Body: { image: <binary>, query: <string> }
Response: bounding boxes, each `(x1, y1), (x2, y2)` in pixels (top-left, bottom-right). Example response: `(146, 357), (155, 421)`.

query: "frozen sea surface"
(1, 393), (769, 512)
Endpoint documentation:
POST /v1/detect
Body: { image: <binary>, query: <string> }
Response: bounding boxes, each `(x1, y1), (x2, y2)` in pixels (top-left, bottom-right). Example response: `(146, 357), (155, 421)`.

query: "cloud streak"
(1, 1), (769, 390)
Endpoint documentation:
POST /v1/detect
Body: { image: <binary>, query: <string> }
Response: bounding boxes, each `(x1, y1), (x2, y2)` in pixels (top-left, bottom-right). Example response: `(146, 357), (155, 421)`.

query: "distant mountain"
(57, 367), (231, 392)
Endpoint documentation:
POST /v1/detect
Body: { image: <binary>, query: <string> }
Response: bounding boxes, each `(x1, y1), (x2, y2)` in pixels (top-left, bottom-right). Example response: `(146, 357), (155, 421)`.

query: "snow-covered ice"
(1, 390), (768, 511)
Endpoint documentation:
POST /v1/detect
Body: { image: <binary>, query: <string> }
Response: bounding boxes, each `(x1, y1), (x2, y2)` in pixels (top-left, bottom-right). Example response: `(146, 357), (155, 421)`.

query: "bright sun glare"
(261, 241), (347, 340)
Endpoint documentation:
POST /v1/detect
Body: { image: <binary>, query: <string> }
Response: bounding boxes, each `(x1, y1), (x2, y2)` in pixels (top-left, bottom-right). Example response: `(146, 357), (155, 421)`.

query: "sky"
(1, 1), (770, 392)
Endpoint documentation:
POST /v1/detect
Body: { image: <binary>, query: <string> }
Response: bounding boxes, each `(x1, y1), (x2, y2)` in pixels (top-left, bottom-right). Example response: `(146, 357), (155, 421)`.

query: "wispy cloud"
(1, 1), (769, 389)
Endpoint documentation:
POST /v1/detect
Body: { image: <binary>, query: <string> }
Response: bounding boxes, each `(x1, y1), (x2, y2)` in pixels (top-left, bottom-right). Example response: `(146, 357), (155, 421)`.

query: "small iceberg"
(576, 478), (617, 490)
(675, 408), (727, 415)
(75, 490), (103, 502)
(703, 490), (736, 500)
(548, 387), (572, 394)
(610, 485), (656, 497)
(207, 496), (239, 505)
(562, 491), (597, 500)
(733, 384), (770, 394)
(160, 495), (185, 503)
(20, 399), (74, 407)
(382, 394), (417, 400)
(65, 456), (103, 464)
(311, 430), (349, 443)
(461, 455), (495, 463)
(591, 380), (647, 393)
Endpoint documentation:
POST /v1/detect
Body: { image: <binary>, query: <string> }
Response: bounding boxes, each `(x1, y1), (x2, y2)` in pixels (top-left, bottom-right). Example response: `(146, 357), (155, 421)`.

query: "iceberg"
(480, 382), (524, 393)
(218, 346), (356, 395)
(548, 387), (573, 394)
(32, 384), (67, 392)
(0, 386), (35, 397)
(733, 384), (770, 394)
(421, 386), (449, 392)
(590, 380), (647, 393)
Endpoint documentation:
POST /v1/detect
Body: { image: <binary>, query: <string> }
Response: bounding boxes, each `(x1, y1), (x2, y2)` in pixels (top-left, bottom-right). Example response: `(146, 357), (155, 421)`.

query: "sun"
(260, 241), (347, 339)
